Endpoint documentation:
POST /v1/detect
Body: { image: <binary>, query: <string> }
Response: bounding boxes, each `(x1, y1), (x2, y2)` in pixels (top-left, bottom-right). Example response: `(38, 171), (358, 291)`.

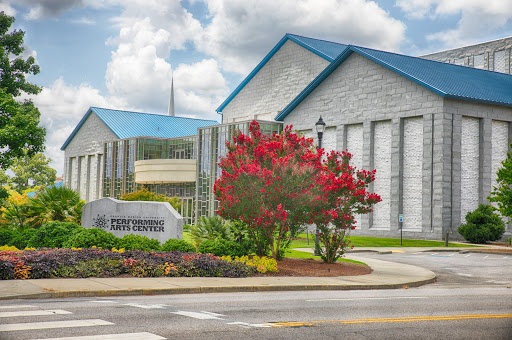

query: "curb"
(0, 275), (437, 301)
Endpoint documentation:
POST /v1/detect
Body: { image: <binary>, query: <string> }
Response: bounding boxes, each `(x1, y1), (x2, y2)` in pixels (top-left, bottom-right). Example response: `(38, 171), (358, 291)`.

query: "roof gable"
(216, 33), (347, 114)
(276, 45), (512, 121)
(61, 107), (218, 150)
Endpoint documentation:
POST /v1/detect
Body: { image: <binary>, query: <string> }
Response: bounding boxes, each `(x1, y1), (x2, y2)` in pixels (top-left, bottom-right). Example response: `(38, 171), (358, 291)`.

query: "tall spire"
(168, 74), (175, 116)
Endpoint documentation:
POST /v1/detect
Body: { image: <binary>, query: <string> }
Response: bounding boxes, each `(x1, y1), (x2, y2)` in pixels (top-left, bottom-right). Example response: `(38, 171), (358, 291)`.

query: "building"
(60, 107), (218, 223)
(63, 34), (512, 239)
(421, 36), (512, 73)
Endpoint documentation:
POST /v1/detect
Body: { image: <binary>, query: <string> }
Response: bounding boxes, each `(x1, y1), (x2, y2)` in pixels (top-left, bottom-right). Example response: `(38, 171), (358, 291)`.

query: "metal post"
(314, 117), (325, 257)
(445, 231), (449, 247)
(399, 214), (403, 246)
(400, 222), (403, 246)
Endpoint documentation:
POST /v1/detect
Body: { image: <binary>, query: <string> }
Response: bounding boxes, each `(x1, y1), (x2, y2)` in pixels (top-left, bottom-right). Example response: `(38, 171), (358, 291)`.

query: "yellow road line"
(268, 313), (512, 327)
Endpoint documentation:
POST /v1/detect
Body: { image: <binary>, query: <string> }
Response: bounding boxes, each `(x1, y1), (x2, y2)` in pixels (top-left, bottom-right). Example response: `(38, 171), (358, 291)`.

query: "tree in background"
(0, 12), (41, 96)
(0, 12), (45, 170)
(0, 187), (31, 229)
(489, 146), (512, 219)
(1, 150), (56, 192)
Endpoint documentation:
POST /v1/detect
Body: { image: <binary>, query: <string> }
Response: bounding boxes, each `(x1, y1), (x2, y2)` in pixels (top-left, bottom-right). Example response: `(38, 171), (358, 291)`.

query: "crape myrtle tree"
(308, 149), (381, 263)
(214, 122), (322, 258)
(214, 121), (381, 261)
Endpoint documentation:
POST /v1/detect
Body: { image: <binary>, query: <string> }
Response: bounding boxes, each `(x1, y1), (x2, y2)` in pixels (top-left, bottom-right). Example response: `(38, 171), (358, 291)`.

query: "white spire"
(168, 74), (175, 116)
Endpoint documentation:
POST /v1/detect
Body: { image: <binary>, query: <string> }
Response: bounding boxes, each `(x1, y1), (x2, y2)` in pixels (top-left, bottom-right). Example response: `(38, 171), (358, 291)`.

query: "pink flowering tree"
(309, 150), (381, 263)
(214, 121), (380, 261)
(214, 121), (321, 258)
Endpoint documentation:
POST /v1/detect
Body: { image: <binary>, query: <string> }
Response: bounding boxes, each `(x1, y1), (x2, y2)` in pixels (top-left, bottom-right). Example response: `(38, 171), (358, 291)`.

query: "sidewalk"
(1, 245), (509, 301)
(0, 254), (436, 301)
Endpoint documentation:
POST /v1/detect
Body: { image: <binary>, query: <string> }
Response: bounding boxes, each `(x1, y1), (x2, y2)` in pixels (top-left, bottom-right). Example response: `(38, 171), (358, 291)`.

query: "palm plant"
(27, 186), (85, 227)
(189, 216), (232, 249)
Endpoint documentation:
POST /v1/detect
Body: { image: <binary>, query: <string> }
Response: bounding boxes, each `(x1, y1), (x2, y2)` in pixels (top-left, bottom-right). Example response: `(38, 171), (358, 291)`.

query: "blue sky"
(2, 0), (512, 175)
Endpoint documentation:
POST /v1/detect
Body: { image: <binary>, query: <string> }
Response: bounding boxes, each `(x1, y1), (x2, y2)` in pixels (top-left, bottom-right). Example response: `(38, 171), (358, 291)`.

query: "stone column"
(390, 118), (402, 232)
(480, 118), (492, 204)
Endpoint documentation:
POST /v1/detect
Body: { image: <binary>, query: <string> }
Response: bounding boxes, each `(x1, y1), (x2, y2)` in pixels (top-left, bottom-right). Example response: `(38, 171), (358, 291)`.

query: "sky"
(2, 0), (512, 176)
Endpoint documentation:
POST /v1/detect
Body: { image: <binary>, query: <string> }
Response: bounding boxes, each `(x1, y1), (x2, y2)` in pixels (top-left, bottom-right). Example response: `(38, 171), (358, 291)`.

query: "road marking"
(32, 332), (166, 340)
(306, 297), (428, 302)
(171, 311), (225, 320)
(123, 303), (169, 309)
(456, 273), (474, 277)
(0, 305), (37, 309)
(227, 322), (271, 328)
(90, 301), (117, 304)
(268, 313), (512, 327)
(0, 319), (113, 332)
(0, 309), (73, 318)
(392, 250), (405, 253)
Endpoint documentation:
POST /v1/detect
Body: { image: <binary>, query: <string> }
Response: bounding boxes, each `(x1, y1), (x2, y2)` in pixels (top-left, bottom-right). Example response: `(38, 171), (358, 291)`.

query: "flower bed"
(0, 248), (256, 279)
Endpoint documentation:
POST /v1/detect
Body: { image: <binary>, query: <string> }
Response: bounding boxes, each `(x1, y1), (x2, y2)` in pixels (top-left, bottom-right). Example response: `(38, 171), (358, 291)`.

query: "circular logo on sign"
(92, 214), (109, 229)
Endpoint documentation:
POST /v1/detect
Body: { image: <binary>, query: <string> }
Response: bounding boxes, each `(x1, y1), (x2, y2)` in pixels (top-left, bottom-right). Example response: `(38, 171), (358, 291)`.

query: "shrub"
(161, 239), (195, 252)
(27, 222), (82, 248)
(9, 228), (37, 249)
(198, 239), (246, 257)
(228, 220), (256, 255)
(54, 258), (125, 278)
(0, 248), (256, 279)
(221, 255), (278, 274)
(63, 228), (118, 249)
(120, 187), (181, 211)
(116, 234), (161, 251)
(0, 228), (14, 246)
(27, 186), (85, 227)
(189, 216), (231, 248)
(458, 204), (505, 243)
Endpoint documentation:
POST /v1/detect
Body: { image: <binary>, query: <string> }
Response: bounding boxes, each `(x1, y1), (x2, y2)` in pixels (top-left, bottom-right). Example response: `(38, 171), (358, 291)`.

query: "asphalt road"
(352, 251), (512, 288)
(1, 251), (511, 340)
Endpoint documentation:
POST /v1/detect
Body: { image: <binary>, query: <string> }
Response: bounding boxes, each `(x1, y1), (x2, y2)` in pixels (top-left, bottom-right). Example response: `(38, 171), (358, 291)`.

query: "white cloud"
(196, 0), (406, 74)
(104, 1), (208, 114)
(397, 0), (512, 48)
(174, 59), (227, 96)
(26, 78), (120, 175)
(69, 17), (96, 25)
(0, 1), (16, 16)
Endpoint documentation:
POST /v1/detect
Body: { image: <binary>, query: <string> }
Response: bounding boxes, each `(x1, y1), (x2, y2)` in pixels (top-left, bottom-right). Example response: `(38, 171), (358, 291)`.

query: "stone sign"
(82, 198), (183, 243)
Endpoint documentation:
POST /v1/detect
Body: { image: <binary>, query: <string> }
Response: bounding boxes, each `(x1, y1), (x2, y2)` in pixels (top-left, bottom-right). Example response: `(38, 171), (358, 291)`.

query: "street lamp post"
(314, 116), (326, 256)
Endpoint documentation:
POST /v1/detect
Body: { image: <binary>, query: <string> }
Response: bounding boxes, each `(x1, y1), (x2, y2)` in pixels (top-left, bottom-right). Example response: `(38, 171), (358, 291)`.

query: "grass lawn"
(284, 249), (367, 265)
(183, 231), (478, 249)
(289, 233), (478, 248)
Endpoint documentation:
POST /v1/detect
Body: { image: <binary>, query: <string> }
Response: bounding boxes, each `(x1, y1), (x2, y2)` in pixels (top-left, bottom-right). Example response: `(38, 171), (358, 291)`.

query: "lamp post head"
(315, 116), (326, 135)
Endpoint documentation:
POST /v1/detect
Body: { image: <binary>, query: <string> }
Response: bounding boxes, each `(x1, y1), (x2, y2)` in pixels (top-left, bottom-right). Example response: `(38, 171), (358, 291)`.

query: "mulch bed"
(255, 257), (372, 277)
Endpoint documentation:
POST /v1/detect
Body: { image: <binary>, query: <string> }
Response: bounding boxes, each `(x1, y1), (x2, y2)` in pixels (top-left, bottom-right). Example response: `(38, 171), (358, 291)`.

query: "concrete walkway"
(1, 245), (509, 301)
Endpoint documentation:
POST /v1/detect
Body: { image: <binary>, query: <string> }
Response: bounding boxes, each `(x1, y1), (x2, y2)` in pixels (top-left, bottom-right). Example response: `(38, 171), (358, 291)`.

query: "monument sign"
(82, 198), (183, 243)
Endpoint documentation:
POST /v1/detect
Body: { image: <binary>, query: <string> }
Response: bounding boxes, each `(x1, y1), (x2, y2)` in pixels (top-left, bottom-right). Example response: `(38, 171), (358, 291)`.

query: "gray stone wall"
(283, 53), (447, 239)
(421, 36), (512, 73)
(221, 40), (330, 123)
(443, 99), (512, 237)
(63, 112), (117, 202)
(281, 52), (512, 240)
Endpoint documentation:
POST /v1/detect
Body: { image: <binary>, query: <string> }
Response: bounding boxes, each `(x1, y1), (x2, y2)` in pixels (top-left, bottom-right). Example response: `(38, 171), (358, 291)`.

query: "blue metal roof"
(216, 33), (347, 114)
(61, 107), (219, 150)
(276, 45), (512, 121)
